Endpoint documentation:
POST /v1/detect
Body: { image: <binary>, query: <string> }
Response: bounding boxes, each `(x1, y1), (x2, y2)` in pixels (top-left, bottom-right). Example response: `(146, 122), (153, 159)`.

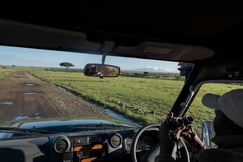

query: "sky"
(0, 46), (179, 73)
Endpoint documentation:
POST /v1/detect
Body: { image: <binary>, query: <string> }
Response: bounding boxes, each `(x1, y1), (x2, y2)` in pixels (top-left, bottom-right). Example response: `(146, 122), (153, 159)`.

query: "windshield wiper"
(0, 127), (51, 135)
(73, 124), (129, 130)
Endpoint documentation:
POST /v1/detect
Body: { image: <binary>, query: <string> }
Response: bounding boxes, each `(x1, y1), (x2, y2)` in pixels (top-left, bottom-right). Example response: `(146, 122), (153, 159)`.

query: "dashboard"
(0, 127), (159, 162)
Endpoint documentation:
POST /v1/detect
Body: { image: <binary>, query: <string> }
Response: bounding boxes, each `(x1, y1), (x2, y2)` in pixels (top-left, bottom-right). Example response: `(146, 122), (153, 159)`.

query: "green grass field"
(30, 69), (184, 124)
(0, 66), (17, 80)
(1, 67), (243, 132)
(29, 69), (243, 132)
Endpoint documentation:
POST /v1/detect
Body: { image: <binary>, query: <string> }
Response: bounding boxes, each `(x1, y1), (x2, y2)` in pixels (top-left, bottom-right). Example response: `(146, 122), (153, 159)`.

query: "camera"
(166, 116), (193, 130)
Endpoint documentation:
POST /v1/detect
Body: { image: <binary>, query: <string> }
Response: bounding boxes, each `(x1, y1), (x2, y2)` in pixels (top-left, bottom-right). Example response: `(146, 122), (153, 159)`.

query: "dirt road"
(0, 71), (110, 124)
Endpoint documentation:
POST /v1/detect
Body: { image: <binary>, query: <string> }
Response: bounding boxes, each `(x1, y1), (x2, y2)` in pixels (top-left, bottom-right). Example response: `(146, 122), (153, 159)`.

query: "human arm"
(158, 113), (185, 162)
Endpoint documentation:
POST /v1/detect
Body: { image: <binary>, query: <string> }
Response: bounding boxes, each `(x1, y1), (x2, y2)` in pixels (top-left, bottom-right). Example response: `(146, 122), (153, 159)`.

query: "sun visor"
(114, 41), (215, 61)
(0, 19), (215, 61)
(0, 19), (101, 53)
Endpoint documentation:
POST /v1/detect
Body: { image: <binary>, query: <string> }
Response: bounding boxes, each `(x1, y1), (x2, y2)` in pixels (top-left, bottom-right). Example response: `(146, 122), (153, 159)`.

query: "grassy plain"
(2, 67), (243, 132)
(29, 69), (243, 131)
(0, 66), (17, 79)
(30, 69), (184, 124)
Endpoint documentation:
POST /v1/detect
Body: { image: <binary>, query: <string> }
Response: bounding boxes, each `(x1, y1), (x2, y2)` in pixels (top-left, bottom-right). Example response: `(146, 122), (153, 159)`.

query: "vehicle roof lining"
(0, 4), (243, 61)
(0, 19), (215, 62)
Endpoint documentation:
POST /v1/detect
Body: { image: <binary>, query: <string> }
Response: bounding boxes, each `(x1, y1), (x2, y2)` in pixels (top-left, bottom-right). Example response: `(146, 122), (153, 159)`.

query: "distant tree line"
(120, 71), (184, 80)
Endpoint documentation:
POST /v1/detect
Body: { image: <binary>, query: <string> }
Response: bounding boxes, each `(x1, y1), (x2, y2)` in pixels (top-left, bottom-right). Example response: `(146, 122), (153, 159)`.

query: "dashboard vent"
(110, 134), (122, 148)
(54, 136), (71, 153)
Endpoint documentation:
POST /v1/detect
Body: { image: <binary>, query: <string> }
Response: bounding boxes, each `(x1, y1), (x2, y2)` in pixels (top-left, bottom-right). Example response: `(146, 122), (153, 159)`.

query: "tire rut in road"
(0, 71), (110, 125)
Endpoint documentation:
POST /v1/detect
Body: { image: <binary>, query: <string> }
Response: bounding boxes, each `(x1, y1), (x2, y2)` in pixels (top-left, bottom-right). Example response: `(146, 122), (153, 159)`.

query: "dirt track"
(0, 71), (110, 124)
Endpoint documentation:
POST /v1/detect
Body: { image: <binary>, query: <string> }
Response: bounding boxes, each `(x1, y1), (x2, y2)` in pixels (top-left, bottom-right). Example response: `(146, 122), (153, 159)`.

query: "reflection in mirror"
(83, 64), (120, 78)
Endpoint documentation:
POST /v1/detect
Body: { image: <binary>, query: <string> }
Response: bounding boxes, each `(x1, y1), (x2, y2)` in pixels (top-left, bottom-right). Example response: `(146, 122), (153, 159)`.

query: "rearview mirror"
(83, 64), (120, 78)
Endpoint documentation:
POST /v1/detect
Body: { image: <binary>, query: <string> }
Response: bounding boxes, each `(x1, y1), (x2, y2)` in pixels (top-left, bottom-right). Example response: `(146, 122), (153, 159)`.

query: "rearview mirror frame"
(83, 63), (120, 78)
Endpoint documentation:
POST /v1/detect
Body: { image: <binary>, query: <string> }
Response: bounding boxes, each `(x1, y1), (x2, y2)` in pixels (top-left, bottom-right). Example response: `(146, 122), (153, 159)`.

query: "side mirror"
(83, 64), (120, 78)
(201, 121), (217, 148)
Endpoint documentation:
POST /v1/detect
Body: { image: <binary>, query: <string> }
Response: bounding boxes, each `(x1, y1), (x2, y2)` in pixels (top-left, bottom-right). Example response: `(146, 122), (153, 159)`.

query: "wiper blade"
(0, 127), (50, 135)
(73, 124), (128, 130)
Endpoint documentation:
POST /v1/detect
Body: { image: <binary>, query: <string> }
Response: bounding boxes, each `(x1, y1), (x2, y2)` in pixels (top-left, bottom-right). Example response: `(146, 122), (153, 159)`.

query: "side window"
(187, 82), (243, 148)
(187, 83), (243, 133)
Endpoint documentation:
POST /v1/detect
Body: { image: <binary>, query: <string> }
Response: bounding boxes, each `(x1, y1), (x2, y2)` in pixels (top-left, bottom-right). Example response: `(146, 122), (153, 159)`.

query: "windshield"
(0, 45), (186, 137)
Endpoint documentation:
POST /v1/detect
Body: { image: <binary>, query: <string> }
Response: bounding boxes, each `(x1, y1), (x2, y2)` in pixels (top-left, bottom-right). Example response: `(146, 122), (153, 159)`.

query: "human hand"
(181, 127), (207, 149)
(159, 113), (185, 154)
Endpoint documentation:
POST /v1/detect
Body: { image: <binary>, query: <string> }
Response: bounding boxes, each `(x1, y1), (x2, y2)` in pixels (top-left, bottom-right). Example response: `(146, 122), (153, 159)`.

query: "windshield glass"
(0, 45), (185, 137)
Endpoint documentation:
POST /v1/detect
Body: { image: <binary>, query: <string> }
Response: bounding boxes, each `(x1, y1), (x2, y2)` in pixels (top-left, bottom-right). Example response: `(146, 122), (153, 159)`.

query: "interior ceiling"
(1, 2), (243, 60)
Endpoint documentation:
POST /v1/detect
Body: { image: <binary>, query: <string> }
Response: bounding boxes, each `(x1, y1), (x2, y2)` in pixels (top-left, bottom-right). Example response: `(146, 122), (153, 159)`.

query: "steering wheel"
(131, 123), (190, 162)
